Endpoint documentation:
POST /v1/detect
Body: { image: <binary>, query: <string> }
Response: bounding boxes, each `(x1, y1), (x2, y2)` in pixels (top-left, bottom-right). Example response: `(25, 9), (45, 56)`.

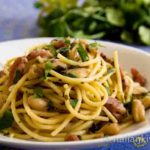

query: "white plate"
(0, 38), (150, 150)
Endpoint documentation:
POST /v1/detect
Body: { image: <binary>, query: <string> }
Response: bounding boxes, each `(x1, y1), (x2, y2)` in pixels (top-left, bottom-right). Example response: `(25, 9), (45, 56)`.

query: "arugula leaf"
(139, 26), (150, 45)
(36, 0), (150, 45)
(77, 44), (89, 62)
(121, 31), (133, 44)
(34, 1), (43, 8)
(13, 69), (21, 84)
(70, 99), (78, 108)
(34, 87), (43, 98)
(106, 8), (125, 27)
(0, 110), (14, 131)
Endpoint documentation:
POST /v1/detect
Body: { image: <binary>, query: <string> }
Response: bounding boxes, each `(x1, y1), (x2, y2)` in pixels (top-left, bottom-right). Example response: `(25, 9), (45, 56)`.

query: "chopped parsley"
(13, 69), (22, 84)
(34, 87), (43, 98)
(44, 60), (52, 79)
(59, 47), (70, 56)
(65, 73), (77, 78)
(77, 44), (89, 62)
(45, 44), (57, 57)
(70, 99), (78, 108)
(47, 101), (53, 111)
(0, 110), (14, 131)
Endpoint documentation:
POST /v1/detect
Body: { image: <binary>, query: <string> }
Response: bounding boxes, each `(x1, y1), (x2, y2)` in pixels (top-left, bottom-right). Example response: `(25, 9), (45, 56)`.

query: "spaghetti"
(0, 38), (149, 142)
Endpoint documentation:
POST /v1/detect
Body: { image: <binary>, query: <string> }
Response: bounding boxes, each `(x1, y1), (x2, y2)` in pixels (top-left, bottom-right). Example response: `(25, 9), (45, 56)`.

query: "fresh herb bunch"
(34, 0), (150, 45)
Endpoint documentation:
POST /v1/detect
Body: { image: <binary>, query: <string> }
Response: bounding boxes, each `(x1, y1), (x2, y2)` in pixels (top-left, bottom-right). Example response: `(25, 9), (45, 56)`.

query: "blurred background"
(0, 0), (150, 48)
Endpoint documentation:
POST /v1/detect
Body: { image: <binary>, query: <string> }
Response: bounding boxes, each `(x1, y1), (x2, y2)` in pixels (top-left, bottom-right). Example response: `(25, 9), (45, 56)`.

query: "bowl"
(0, 38), (150, 150)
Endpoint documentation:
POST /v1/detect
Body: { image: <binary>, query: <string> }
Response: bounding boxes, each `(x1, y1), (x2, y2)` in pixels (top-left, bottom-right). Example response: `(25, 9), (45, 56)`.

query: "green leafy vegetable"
(66, 73), (77, 78)
(34, 1), (43, 8)
(59, 47), (70, 56)
(106, 8), (125, 27)
(0, 110), (14, 131)
(34, 87), (43, 98)
(45, 45), (57, 56)
(77, 44), (89, 62)
(64, 38), (71, 47)
(121, 31), (133, 44)
(44, 60), (52, 79)
(35, 0), (150, 45)
(13, 70), (21, 84)
(89, 42), (99, 48)
(47, 101), (53, 111)
(70, 99), (78, 108)
(139, 26), (150, 45)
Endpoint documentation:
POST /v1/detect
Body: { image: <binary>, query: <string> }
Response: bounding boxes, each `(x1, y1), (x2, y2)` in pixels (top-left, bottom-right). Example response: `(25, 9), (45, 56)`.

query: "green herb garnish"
(13, 69), (22, 84)
(45, 45), (57, 57)
(70, 99), (78, 108)
(77, 44), (89, 62)
(89, 42), (99, 48)
(105, 86), (111, 96)
(47, 101), (53, 111)
(107, 68), (115, 74)
(0, 110), (14, 131)
(34, 87), (43, 98)
(44, 60), (52, 79)
(59, 47), (70, 56)
(66, 73), (77, 78)
(64, 38), (71, 47)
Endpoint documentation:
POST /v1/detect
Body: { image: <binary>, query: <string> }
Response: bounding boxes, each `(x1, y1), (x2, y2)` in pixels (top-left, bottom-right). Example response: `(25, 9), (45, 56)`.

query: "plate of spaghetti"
(0, 37), (150, 150)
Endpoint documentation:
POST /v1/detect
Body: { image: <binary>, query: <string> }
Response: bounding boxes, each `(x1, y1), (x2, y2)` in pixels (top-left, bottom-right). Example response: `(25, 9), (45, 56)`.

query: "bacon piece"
(27, 50), (52, 60)
(0, 70), (5, 78)
(65, 135), (80, 141)
(105, 97), (126, 121)
(8, 57), (28, 85)
(131, 68), (146, 86)
(100, 53), (114, 65)
(28, 64), (44, 80)
(52, 40), (66, 49)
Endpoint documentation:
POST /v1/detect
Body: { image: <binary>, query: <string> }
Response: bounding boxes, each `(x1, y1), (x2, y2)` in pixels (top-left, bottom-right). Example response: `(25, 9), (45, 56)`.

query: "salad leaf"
(139, 26), (150, 45)
(121, 31), (133, 44)
(106, 8), (125, 27)
(35, 0), (150, 45)
(34, 1), (43, 8)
